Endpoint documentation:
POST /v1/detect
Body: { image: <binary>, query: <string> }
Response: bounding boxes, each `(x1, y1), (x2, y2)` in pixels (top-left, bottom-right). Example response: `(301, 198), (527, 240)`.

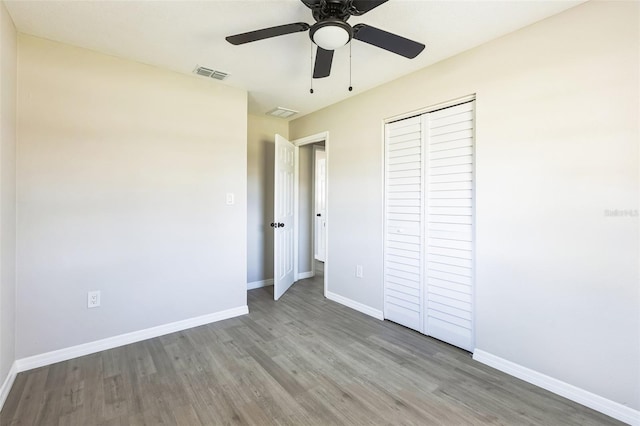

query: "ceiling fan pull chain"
(348, 41), (353, 92)
(310, 40), (314, 94)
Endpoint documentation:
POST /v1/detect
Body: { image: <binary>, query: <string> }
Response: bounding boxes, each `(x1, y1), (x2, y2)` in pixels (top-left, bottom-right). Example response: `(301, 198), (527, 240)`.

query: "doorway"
(273, 132), (329, 300)
(297, 141), (326, 281)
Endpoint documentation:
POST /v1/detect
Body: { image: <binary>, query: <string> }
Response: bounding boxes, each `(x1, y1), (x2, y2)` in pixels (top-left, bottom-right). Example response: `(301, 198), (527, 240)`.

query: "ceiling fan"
(225, 0), (425, 79)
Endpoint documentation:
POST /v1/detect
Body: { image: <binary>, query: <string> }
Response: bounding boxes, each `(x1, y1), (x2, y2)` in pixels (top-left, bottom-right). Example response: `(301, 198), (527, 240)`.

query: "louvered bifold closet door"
(425, 101), (475, 351)
(384, 116), (424, 332)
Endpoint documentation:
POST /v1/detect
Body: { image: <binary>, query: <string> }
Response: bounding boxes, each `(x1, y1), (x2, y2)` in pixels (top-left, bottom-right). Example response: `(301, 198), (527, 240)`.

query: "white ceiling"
(5, 0), (583, 120)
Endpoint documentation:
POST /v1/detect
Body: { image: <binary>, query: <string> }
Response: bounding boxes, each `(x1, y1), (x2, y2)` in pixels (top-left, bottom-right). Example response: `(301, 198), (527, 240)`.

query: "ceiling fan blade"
(349, 0), (389, 15)
(226, 22), (310, 45)
(353, 23), (425, 59)
(300, 0), (321, 9)
(313, 47), (334, 79)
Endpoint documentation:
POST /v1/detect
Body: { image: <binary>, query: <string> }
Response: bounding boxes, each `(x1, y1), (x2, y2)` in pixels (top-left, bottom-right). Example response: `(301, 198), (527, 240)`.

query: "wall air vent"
(267, 107), (299, 119)
(193, 65), (229, 81)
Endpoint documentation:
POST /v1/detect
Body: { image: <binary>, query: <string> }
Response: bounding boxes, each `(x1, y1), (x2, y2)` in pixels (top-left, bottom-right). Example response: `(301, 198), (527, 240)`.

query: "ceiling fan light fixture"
(310, 20), (352, 50)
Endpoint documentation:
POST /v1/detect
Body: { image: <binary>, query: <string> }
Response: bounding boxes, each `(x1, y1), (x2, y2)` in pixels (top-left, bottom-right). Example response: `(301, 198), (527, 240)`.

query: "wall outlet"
(88, 290), (101, 308)
(356, 265), (363, 278)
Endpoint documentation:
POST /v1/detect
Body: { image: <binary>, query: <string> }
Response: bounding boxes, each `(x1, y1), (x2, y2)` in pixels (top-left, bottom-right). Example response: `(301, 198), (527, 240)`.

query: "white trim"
(248, 279), (273, 290)
(385, 93), (477, 124)
(473, 350), (640, 426)
(380, 120), (386, 313)
(326, 291), (384, 321)
(0, 362), (18, 412)
(470, 99), (477, 351)
(293, 144), (300, 284)
(297, 271), (314, 280)
(16, 305), (249, 373)
(292, 131), (329, 147)
(323, 134), (329, 299)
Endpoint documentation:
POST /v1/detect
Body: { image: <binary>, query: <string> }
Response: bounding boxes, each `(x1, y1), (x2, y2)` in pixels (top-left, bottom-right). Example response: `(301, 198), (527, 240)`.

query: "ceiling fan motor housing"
(309, 0), (352, 22)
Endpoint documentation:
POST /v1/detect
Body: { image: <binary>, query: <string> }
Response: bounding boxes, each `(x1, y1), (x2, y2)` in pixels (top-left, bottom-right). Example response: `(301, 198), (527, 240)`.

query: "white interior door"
(273, 134), (296, 300)
(314, 148), (327, 262)
(424, 100), (475, 352)
(383, 116), (424, 332)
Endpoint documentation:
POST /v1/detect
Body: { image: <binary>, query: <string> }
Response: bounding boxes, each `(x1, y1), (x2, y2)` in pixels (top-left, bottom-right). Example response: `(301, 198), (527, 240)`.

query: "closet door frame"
(383, 94), (476, 352)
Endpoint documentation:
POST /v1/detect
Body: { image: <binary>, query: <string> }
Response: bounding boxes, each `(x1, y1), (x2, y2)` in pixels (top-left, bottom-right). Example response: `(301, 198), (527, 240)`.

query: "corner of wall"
(0, 361), (17, 411)
(0, 0), (18, 412)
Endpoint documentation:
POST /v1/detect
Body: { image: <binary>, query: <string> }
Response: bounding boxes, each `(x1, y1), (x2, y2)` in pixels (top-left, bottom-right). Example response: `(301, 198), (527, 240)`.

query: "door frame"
(292, 131), (329, 298)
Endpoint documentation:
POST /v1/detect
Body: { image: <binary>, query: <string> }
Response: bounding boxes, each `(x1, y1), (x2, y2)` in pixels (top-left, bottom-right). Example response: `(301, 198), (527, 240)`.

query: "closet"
(383, 99), (475, 352)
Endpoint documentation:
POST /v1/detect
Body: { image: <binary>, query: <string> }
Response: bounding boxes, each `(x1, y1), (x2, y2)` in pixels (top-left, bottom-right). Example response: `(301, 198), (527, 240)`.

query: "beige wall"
(290, 1), (639, 412)
(16, 35), (248, 358)
(0, 0), (17, 388)
(247, 114), (288, 284)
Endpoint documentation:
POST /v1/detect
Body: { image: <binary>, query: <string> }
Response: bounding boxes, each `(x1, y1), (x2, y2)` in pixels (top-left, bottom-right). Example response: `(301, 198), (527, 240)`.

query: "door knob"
(316, 213), (321, 217)
(278, 223), (285, 228)
(270, 222), (275, 228)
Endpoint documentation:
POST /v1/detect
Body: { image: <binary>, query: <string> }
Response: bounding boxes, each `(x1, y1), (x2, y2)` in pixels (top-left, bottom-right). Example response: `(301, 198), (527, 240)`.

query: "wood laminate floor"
(0, 268), (623, 425)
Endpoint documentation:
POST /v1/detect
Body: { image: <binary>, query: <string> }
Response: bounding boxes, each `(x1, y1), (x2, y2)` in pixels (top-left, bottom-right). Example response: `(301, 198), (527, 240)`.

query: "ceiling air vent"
(267, 107), (299, 119)
(193, 65), (229, 81)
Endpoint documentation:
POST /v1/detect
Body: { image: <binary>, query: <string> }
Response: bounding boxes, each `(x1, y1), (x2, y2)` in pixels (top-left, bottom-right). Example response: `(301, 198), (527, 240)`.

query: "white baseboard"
(248, 278), (273, 290)
(326, 291), (384, 320)
(473, 349), (640, 426)
(297, 271), (314, 280)
(16, 305), (249, 373)
(0, 361), (17, 412)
